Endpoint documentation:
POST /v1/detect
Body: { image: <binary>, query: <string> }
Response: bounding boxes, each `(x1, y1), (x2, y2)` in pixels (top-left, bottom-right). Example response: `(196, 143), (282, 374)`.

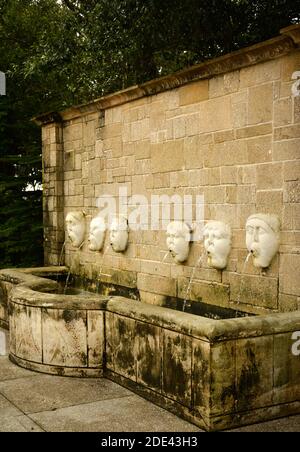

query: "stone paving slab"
(0, 356), (40, 382)
(228, 415), (300, 433)
(0, 374), (132, 414)
(0, 328), (299, 432)
(29, 396), (200, 433)
(0, 393), (23, 418)
(0, 415), (44, 432)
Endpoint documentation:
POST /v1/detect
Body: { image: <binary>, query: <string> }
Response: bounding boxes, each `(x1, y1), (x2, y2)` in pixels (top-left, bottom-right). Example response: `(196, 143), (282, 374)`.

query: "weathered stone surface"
(178, 278), (230, 308)
(162, 330), (192, 407)
(240, 59), (281, 88)
(136, 322), (161, 392)
(179, 80), (209, 106)
(0, 415), (44, 432)
(42, 309), (88, 368)
(12, 304), (42, 363)
(229, 273), (278, 309)
(0, 355), (39, 382)
(284, 161), (300, 181)
(30, 394), (199, 433)
(137, 273), (176, 297)
(248, 83), (273, 125)
(236, 337), (273, 411)
(0, 373), (130, 415)
(256, 163), (283, 190)
(273, 333), (300, 404)
(87, 311), (104, 368)
(279, 254), (300, 296)
(105, 313), (136, 379)
(210, 341), (236, 416)
(151, 140), (184, 173)
(199, 96), (232, 133)
(192, 339), (210, 420)
(236, 123), (272, 139)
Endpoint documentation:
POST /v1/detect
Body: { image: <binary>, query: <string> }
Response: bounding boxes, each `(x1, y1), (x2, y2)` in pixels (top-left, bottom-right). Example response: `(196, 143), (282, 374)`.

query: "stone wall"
(37, 25), (300, 315)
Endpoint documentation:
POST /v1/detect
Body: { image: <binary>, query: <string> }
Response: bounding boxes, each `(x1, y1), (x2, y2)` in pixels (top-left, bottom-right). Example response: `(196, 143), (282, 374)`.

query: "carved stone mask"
(246, 214), (280, 268)
(166, 222), (191, 264)
(110, 216), (129, 253)
(203, 221), (232, 270)
(66, 212), (86, 248)
(88, 216), (106, 252)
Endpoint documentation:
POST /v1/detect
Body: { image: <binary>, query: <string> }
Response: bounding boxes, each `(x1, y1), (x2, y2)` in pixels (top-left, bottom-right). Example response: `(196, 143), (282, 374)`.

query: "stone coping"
(2, 267), (300, 344)
(33, 25), (300, 125)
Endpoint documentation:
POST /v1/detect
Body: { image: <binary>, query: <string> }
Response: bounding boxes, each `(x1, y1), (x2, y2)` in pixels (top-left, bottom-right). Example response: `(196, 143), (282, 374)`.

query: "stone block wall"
(37, 26), (300, 315)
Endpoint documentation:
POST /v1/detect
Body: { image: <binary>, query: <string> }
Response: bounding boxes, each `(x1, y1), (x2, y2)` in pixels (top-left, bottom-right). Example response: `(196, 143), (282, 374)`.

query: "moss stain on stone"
(136, 323), (161, 390)
(62, 309), (76, 323)
(237, 347), (260, 410)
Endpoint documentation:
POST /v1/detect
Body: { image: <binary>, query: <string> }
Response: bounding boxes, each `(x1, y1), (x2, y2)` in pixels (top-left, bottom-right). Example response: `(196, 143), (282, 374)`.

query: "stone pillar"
(37, 113), (64, 266)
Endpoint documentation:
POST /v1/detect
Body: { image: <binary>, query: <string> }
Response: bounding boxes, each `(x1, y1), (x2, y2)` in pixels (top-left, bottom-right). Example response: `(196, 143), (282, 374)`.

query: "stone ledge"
(3, 268), (300, 342)
(281, 24), (300, 45)
(33, 27), (299, 124)
(10, 354), (103, 378)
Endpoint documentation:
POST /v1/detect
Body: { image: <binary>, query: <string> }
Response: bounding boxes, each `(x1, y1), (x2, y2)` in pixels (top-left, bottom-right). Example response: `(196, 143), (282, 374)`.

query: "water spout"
(56, 241), (66, 283)
(64, 241), (85, 295)
(183, 254), (204, 312)
(235, 252), (252, 315)
(58, 241), (66, 267)
(99, 245), (111, 279)
(162, 250), (170, 263)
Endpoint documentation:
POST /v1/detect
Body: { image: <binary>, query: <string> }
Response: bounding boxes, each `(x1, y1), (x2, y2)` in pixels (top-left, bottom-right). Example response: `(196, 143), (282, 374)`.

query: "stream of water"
(183, 253), (204, 312)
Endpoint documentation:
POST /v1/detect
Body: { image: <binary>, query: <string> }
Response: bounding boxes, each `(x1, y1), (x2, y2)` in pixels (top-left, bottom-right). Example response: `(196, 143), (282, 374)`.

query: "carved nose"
(253, 230), (259, 242)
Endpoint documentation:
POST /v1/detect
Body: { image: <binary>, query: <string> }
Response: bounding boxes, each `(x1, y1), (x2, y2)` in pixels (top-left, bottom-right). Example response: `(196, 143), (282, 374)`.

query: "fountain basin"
(1, 267), (300, 431)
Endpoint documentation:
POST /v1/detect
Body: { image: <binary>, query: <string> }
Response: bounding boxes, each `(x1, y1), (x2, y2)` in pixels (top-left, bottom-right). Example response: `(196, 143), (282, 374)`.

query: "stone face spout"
(203, 221), (232, 270)
(246, 214), (280, 269)
(166, 221), (191, 264)
(110, 216), (129, 253)
(88, 216), (106, 252)
(65, 211), (86, 248)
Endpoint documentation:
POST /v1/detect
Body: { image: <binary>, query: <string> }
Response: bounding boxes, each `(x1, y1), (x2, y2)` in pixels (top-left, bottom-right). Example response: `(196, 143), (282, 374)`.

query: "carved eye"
(258, 226), (268, 235)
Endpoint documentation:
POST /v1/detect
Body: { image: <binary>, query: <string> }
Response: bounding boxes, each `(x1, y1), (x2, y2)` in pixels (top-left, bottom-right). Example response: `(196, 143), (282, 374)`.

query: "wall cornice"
(33, 25), (300, 125)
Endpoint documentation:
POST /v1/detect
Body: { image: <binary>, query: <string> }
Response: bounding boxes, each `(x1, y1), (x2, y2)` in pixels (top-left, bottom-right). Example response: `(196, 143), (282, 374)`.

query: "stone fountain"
(1, 25), (300, 431)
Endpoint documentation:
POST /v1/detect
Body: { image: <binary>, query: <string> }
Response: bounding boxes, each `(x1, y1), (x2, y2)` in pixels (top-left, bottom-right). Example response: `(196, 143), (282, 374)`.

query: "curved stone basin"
(0, 268), (107, 377)
(1, 267), (300, 431)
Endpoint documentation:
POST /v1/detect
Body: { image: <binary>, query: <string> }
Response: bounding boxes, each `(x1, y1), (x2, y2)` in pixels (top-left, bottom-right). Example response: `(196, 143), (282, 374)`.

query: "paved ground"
(1, 328), (299, 432)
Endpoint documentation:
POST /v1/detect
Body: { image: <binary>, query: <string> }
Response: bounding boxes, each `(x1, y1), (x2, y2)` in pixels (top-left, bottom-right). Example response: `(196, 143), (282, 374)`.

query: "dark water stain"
(237, 347), (260, 410)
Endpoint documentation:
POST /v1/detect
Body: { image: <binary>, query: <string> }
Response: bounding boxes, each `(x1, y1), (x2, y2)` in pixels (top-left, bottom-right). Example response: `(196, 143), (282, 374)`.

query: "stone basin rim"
(2, 267), (300, 343)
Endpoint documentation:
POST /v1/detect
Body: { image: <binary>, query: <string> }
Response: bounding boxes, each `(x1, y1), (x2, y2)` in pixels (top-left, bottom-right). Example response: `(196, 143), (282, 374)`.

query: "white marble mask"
(203, 221), (232, 270)
(88, 216), (106, 252)
(166, 222), (191, 264)
(246, 214), (280, 268)
(110, 216), (129, 253)
(66, 212), (86, 248)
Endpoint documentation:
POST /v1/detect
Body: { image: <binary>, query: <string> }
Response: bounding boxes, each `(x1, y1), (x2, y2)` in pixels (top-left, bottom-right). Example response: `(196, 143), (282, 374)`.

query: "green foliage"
(0, 0), (299, 268)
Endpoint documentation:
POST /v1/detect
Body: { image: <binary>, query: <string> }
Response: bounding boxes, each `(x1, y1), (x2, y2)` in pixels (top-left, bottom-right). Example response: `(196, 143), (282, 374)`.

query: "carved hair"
(66, 211), (86, 223)
(167, 222), (192, 241)
(203, 221), (232, 240)
(247, 214), (280, 233)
